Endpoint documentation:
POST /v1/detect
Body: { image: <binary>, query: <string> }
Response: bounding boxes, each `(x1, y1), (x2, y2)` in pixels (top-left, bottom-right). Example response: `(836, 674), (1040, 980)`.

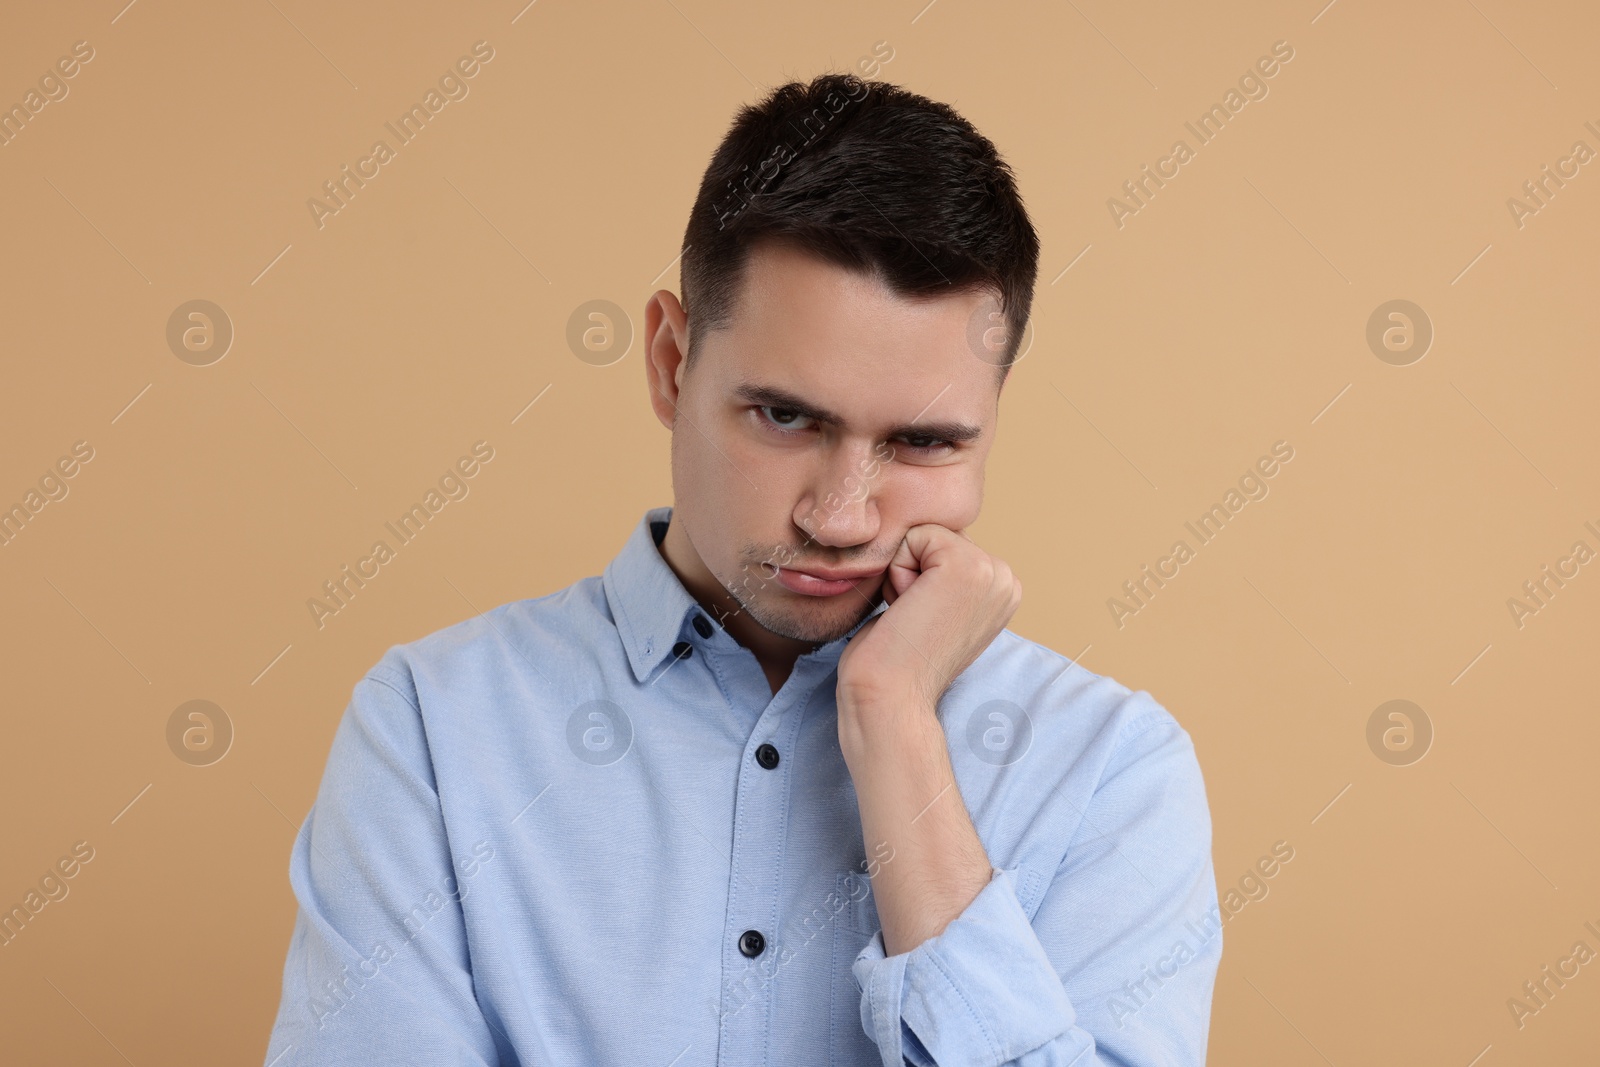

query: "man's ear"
(644, 289), (690, 431)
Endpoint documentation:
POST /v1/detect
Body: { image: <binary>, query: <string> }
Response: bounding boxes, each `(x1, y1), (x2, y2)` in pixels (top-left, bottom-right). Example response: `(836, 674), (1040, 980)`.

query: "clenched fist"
(836, 524), (1022, 728)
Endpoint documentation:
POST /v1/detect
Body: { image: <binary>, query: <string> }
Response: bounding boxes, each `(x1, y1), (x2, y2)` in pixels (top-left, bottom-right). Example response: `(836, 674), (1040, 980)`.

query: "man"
(264, 73), (1220, 1066)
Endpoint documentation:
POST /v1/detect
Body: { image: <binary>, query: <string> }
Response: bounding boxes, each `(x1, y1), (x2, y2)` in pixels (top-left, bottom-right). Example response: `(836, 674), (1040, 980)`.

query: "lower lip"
(775, 567), (879, 597)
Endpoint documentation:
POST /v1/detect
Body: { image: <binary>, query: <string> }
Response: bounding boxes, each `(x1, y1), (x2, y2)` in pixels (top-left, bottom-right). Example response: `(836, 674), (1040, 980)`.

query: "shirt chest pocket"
(829, 870), (882, 1065)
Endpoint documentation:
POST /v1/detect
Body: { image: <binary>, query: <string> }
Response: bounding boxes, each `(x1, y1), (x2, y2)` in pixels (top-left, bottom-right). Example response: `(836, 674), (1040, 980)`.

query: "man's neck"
(657, 513), (818, 695)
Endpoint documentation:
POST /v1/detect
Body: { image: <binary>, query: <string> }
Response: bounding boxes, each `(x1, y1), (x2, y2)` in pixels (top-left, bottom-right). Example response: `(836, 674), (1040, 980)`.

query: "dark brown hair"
(679, 73), (1039, 378)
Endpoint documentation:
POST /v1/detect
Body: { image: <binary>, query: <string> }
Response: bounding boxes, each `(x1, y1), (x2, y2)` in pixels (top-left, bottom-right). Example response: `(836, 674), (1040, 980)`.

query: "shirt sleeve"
(849, 716), (1221, 1067)
(261, 664), (504, 1067)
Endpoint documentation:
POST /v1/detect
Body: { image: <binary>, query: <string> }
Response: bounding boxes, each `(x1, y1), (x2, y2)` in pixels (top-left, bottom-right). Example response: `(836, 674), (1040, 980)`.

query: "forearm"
(839, 689), (994, 958)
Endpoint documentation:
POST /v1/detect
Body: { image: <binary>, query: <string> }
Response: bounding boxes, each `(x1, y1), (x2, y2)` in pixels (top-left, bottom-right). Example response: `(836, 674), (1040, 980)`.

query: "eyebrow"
(732, 382), (984, 444)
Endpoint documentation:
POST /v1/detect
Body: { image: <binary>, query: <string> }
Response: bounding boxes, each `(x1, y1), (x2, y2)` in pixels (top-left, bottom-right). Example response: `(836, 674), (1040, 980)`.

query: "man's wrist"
(837, 683), (942, 762)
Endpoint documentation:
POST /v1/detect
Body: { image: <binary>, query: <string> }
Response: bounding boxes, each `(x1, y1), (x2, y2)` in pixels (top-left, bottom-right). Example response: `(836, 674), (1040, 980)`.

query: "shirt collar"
(601, 506), (887, 684)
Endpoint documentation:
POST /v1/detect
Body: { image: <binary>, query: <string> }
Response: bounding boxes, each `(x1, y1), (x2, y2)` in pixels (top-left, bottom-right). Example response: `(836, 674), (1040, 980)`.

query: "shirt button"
(755, 743), (780, 770)
(738, 929), (766, 958)
(692, 615), (713, 638)
(671, 641), (693, 660)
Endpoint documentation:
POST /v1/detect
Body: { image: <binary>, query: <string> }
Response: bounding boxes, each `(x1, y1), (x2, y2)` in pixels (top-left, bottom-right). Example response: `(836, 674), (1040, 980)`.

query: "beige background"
(2, 0), (1597, 1062)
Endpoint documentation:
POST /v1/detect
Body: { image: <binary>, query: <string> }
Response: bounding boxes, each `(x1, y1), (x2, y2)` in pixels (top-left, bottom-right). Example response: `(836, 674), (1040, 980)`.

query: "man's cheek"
(904, 470), (985, 532)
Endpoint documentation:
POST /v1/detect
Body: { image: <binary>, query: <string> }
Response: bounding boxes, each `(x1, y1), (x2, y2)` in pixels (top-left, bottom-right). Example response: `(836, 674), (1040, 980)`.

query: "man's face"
(658, 241), (1004, 645)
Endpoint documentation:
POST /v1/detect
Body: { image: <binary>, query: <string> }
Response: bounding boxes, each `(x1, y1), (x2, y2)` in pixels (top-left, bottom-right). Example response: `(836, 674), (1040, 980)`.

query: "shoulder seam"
(361, 666), (421, 712)
(1119, 707), (1180, 745)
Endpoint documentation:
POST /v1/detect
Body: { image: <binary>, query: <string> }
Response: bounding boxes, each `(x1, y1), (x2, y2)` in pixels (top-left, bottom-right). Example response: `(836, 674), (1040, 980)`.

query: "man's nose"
(797, 447), (881, 547)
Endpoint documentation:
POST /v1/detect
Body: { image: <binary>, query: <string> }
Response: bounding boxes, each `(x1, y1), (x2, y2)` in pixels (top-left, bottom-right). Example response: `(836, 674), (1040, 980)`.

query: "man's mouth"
(775, 565), (886, 598)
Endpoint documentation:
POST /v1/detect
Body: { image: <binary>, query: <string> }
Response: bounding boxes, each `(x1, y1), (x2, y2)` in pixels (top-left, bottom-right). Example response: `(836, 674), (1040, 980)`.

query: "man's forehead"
(692, 242), (1005, 417)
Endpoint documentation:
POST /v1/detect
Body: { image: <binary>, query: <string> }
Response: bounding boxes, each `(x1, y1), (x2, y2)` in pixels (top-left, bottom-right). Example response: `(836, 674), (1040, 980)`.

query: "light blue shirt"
(265, 506), (1220, 1066)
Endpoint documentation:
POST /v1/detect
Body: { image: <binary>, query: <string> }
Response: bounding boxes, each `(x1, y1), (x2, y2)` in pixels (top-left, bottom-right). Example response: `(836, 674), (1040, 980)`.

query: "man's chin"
(747, 590), (880, 645)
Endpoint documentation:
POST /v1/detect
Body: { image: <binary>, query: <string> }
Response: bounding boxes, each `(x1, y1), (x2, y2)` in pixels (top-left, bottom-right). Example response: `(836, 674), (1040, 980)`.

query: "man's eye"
(897, 434), (952, 452)
(758, 407), (814, 432)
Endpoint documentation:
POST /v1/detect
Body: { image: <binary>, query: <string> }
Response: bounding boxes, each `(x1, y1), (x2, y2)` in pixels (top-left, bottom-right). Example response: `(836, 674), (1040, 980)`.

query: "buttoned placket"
(694, 625), (840, 1065)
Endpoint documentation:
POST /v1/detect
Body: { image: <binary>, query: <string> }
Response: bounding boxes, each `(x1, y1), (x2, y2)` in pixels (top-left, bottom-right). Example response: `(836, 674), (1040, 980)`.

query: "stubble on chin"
(759, 596), (877, 644)
(722, 568), (881, 644)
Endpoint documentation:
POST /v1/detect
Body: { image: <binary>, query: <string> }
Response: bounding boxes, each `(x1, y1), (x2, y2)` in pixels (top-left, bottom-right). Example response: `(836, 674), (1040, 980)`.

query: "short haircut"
(679, 73), (1040, 380)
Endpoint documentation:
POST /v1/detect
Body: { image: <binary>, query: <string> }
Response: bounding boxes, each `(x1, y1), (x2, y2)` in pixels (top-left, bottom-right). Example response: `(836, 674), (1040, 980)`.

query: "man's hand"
(837, 523), (1022, 715)
(833, 524), (1019, 956)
